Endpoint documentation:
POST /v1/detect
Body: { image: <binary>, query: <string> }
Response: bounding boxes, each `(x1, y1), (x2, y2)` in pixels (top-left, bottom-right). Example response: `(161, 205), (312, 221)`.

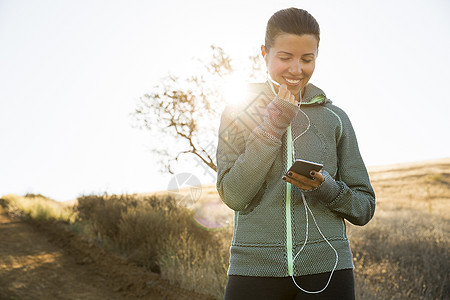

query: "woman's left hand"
(282, 170), (324, 191)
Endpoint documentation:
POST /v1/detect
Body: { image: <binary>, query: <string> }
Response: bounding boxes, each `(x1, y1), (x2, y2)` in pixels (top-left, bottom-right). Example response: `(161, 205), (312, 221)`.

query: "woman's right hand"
(261, 84), (300, 139)
(277, 84), (299, 106)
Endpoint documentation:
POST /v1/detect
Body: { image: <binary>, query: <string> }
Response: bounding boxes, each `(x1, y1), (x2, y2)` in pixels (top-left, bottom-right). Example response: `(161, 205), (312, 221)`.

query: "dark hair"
(264, 8), (320, 52)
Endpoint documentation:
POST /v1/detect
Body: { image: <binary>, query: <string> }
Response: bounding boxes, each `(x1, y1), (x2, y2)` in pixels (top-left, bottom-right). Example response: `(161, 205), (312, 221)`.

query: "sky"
(1, 0), (449, 202)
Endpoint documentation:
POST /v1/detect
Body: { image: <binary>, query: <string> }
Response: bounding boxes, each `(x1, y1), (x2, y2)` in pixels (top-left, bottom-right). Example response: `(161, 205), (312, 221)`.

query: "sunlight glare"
(219, 71), (249, 106)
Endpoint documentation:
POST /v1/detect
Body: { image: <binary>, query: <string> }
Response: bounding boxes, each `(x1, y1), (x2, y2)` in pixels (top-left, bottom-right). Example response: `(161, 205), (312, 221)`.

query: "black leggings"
(224, 269), (355, 300)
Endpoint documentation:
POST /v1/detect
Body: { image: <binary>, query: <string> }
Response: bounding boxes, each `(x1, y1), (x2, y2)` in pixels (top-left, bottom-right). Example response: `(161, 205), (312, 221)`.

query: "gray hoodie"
(216, 81), (375, 277)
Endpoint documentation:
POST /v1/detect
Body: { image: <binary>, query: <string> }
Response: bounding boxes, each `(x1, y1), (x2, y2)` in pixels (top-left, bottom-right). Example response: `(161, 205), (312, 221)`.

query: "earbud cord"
(267, 78), (339, 294)
(292, 193), (339, 294)
(266, 76), (310, 159)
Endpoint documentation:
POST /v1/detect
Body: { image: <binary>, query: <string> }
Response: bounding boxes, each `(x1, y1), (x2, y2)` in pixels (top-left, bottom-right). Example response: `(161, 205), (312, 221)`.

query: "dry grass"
(348, 158), (450, 299)
(1, 158), (448, 299)
(170, 158), (450, 299)
(0, 193), (77, 223)
(74, 193), (229, 299)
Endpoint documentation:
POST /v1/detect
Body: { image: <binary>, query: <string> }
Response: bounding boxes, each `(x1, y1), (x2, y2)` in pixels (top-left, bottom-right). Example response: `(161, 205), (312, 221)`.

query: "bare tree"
(131, 45), (264, 174)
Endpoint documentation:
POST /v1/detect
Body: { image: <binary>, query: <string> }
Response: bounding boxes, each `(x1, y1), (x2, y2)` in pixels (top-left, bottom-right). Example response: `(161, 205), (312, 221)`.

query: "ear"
(261, 45), (266, 57)
(261, 45), (268, 64)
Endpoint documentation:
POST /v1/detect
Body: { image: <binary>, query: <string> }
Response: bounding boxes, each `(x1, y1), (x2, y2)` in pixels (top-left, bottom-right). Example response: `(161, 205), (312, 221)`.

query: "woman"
(216, 7), (375, 300)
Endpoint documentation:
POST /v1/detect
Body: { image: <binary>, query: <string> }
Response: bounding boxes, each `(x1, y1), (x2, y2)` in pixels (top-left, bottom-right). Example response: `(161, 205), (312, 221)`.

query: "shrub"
(76, 194), (140, 242)
(72, 192), (232, 298)
(1, 193), (76, 223)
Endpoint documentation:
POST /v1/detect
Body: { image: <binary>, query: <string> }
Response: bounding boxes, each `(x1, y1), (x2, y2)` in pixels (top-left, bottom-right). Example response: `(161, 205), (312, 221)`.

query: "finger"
(287, 171), (309, 182)
(310, 170), (325, 183)
(278, 84), (288, 99)
(279, 84), (293, 103)
(290, 94), (297, 105)
(287, 171), (322, 189)
(283, 89), (292, 103)
(286, 171), (320, 189)
(282, 175), (314, 190)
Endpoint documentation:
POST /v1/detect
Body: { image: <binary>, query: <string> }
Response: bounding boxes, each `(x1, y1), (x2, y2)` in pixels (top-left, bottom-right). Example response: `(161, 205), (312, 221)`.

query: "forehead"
(271, 33), (318, 55)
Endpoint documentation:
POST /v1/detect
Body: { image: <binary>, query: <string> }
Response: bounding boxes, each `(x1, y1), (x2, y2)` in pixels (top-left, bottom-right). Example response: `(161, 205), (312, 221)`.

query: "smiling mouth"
(284, 78), (302, 85)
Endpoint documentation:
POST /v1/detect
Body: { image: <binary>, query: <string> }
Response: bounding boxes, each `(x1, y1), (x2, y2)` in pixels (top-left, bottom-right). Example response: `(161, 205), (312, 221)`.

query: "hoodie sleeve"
(302, 106), (376, 226)
(216, 97), (299, 211)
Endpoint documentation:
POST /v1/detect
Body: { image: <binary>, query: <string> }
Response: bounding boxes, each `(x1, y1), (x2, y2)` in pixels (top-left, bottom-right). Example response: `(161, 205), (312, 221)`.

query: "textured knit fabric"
(261, 95), (299, 140)
(216, 80), (376, 277)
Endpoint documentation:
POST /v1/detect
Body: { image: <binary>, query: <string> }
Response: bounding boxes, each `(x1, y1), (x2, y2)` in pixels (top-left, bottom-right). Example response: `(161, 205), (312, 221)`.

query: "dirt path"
(0, 207), (212, 300)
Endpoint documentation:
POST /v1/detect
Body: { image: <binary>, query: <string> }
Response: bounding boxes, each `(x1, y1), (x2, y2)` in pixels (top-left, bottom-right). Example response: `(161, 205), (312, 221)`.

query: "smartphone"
(287, 159), (323, 179)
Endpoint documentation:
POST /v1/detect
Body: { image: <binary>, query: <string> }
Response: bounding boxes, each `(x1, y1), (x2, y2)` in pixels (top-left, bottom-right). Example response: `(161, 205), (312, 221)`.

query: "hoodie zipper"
(286, 125), (294, 276)
(265, 80), (321, 276)
(265, 80), (295, 276)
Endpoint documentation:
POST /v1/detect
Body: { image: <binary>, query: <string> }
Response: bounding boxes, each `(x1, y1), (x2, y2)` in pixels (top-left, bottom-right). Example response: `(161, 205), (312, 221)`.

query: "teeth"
(285, 78), (301, 84)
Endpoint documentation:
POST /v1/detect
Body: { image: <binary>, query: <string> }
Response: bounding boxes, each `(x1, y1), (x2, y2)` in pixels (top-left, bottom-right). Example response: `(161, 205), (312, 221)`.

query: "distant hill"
(146, 157), (450, 228)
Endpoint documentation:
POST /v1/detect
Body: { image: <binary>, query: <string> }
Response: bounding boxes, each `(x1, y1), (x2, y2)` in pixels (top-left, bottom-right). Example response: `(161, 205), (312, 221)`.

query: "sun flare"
(219, 71), (250, 106)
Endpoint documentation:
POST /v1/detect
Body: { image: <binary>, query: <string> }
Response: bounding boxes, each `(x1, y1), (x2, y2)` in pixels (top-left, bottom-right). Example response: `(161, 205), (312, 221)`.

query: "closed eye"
(279, 57), (313, 63)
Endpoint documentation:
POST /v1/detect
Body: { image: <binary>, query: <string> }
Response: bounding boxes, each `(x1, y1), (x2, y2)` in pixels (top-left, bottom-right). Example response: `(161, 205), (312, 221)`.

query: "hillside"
(173, 157), (450, 229)
(1, 157), (448, 299)
(165, 157), (450, 298)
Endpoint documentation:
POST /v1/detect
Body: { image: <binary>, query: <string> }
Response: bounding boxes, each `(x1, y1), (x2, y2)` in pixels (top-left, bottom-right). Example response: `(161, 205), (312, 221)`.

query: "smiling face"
(261, 33), (319, 99)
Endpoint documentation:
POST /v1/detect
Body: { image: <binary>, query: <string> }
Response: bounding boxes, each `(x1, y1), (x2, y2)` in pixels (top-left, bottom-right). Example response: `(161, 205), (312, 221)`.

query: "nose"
(288, 60), (302, 75)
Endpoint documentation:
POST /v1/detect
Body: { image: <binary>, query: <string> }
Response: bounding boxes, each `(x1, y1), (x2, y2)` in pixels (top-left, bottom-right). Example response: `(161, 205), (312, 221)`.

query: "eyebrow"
(277, 51), (315, 56)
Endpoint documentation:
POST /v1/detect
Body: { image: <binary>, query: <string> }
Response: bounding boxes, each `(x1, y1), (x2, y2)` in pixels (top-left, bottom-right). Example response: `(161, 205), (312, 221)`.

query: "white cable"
(267, 78), (339, 293)
(290, 99), (338, 293)
(265, 77), (310, 159)
(291, 193), (339, 293)
(291, 88), (309, 159)
(267, 73), (280, 86)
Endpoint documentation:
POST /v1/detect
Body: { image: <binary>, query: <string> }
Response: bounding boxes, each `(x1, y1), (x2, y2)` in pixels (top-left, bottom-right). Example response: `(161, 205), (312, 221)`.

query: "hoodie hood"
(300, 82), (332, 105)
